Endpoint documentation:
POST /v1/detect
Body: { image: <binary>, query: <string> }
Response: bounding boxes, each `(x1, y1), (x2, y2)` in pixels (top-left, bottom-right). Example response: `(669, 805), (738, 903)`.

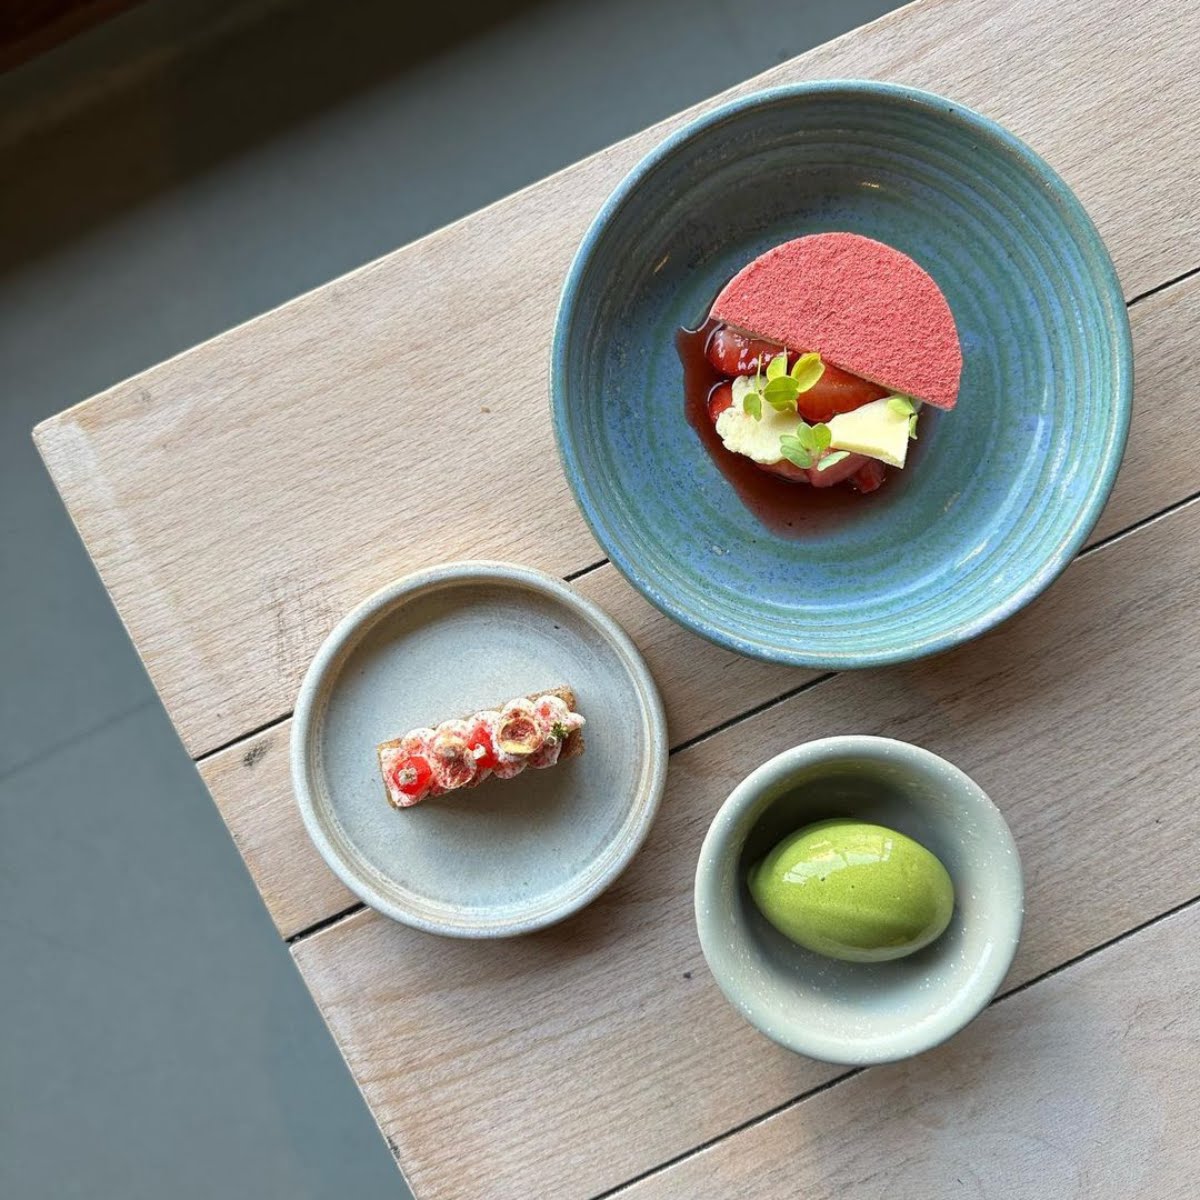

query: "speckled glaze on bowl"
(551, 82), (1132, 668)
(694, 737), (1023, 1065)
(291, 562), (667, 938)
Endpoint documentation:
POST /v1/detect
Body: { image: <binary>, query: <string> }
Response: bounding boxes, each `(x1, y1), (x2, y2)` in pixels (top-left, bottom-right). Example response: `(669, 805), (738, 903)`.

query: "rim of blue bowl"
(550, 80), (1133, 670)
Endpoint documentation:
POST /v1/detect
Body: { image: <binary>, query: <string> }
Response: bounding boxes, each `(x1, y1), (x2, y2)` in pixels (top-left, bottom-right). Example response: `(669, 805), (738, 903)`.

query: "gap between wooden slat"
(1077, 487), (1200, 559)
(284, 902), (365, 946)
(1126, 262), (1200, 305)
(597, 888), (1200, 1200)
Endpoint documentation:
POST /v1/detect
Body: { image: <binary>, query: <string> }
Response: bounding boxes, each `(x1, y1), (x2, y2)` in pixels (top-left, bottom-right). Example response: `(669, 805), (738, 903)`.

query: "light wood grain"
(34, 0), (1200, 758)
(290, 495), (1200, 1200)
(32, 3), (1200, 1196)
(197, 557), (820, 938)
(1089, 274), (1200, 543)
(623, 902), (1200, 1200)
(198, 728), (359, 938)
(205, 269), (1200, 940)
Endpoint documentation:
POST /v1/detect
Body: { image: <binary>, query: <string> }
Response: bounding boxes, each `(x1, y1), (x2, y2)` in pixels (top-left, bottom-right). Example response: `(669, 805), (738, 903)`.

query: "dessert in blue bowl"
(551, 81), (1131, 668)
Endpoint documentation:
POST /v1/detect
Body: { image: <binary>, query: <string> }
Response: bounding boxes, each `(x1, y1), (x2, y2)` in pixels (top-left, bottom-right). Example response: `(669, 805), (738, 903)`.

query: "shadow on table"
(0, 0), (546, 279)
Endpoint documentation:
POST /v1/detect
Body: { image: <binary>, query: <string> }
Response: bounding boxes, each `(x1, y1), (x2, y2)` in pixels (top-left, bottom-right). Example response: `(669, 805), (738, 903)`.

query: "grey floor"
(0, 0), (902, 1195)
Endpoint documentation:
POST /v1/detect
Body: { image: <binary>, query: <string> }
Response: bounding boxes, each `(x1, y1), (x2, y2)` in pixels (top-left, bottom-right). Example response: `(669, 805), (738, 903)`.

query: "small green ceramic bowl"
(694, 736), (1022, 1064)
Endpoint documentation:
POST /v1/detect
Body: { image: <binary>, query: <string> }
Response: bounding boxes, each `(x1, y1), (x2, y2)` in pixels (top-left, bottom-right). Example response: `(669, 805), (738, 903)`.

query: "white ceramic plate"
(291, 562), (667, 937)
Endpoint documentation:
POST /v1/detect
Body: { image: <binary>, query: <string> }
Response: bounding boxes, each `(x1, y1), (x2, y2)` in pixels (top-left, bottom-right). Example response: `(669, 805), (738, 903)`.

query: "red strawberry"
(466, 721), (499, 772)
(851, 460), (887, 493)
(794, 362), (888, 423)
(705, 326), (784, 377)
(390, 755), (432, 799)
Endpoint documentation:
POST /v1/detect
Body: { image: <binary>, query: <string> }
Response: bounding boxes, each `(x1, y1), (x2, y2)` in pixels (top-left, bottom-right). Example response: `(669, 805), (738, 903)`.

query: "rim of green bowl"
(693, 735), (1024, 1063)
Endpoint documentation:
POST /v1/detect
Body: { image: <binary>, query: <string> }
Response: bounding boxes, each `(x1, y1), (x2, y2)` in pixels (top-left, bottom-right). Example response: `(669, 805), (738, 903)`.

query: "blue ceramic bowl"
(551, 82), (1132, 668)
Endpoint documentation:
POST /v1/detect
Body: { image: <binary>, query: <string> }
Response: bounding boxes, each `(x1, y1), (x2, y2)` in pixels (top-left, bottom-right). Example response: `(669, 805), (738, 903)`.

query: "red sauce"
(678, 319), (879, 538)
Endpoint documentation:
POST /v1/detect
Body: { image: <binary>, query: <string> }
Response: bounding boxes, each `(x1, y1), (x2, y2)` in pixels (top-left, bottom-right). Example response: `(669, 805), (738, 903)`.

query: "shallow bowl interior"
(695, 737), (1023, 1064)
(553, 82), (1131, 667)
(291, 563), (667, 937)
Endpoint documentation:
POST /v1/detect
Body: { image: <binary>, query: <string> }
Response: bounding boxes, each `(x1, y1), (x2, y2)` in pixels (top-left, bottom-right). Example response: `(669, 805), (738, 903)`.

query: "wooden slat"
(199, 727), (358, 939)
(623, 902), (1200, 1200)
(289, 495), (1200, 1200)
(1089, 276), (1200, 543)
(34, 0), (1200, 758)
(205, 270), (1198, 940)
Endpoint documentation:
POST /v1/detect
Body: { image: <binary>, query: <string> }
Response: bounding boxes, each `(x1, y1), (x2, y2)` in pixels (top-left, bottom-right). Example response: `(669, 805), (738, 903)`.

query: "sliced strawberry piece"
(389, 755), (433, 800)
(706, 325), (784, 377)
(795, 363), (888, 424)
(705, 326), (886, 423)
(707, 381), (734, 422)
(851, 460), (887, 493)
(807, 451), (870, 488)
(466, 720), (499, 772)
(758, 458), (812, 483)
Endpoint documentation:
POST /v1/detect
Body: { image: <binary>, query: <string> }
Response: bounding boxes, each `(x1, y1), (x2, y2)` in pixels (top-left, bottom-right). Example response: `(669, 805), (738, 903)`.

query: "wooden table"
(34, 0), (1200, 1195)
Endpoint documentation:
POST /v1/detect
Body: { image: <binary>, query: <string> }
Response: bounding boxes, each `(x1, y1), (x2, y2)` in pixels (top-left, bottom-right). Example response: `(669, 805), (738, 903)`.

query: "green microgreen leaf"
(765, 352), (789, 381)
(794, 423), (817, 451)
(887, 396), (916, 417)
(742, 390), (762, 421)
(816, 450), (851, 472)
(909, 413), (918, 439)
(778, 437), (813, 470)
(812, 423), (832, 451)
(763, 376), (801, 411)
(790, 352), (825, 392)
